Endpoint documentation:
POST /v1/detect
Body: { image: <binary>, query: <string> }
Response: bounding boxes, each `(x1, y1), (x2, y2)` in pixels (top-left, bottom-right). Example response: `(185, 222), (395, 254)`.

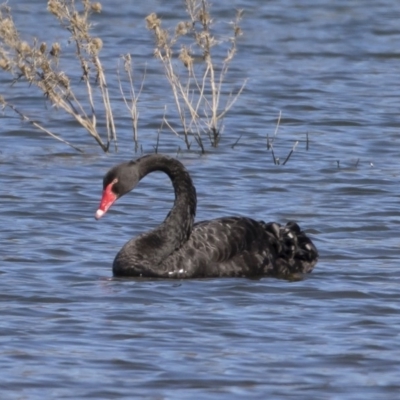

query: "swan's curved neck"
(139, 154), (196, 227)
(126, 155), (197, 267)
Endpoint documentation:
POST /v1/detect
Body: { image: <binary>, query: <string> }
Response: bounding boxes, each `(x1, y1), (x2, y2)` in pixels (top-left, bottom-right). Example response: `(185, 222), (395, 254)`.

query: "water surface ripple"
(1, 0), (400, 398)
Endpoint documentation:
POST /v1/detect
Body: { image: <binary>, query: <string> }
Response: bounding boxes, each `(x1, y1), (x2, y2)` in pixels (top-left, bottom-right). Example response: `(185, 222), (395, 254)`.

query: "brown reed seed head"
(71, 12), (86, 31)
(47, 0), (63, 18)
(18, 41), (31, 54)
(50, 42), (61, 57)
(39, 42), (47, 54)
(19, 63), (33, 80)
(0, 16), (17, 43)
(58, 72), (70, 89)
(40, 58), (51, 74)
(198, 9), (210, 26)
(175, 21), (188, 36)
(0, 58), (11, 71)
(89, 37), (103, 55)
(91, 2), (102, 13)
(234, 26), (242, 37)
(145, 13), (160, 30)
(179, 47), (193, 68)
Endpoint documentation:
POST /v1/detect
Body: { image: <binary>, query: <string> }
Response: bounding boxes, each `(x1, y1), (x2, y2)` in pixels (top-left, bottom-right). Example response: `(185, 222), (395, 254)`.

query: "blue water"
(1, 0), (400, 398)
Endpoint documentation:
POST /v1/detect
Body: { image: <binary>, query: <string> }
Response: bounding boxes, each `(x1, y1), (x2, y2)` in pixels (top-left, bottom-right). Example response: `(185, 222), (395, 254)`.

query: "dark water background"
(1, 0), (400, 398)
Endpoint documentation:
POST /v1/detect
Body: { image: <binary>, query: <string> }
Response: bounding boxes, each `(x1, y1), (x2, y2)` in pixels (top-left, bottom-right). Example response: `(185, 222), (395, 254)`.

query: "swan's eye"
(103, 177), (118, 190)
(110, 178), (119, 193)
(109, 177), (125, 197)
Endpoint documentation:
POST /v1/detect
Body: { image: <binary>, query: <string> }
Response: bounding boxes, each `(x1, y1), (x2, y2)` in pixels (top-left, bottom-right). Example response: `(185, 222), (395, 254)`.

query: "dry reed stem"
(117, 54), (146, 152)
(146, 0), (245, 151)
(0, 1), (116, 152)
(282, 141), (298, 165)
(272, 110), (282, 143)
(267, 111), (300, 166)
(1, 96), (83, 152)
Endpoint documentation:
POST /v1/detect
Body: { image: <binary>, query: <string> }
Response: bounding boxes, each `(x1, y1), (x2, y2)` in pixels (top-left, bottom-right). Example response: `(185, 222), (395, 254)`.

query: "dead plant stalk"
(146, 0), (246, 151)
(0, 1), (117, 152)
(117, 54), (145, 151)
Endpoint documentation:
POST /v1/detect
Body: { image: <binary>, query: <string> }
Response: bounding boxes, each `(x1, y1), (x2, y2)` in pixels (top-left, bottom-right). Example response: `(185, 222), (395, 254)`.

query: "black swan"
(95, 154), (318, 278)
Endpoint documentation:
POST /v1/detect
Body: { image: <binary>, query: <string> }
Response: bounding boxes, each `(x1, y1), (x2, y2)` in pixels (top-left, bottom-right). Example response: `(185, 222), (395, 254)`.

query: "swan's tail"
(261, 221), (319, 276)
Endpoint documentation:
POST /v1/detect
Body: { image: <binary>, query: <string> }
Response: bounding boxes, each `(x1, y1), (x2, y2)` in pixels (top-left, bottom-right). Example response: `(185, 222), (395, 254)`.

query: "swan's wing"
(162, 217), (274, 277)
(161, 216), (318, 278)
(190, 217), (266, 261)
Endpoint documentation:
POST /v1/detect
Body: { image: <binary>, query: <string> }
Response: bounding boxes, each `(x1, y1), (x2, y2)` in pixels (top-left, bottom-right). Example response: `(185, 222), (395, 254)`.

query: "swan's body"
(95, 154), (318, 278)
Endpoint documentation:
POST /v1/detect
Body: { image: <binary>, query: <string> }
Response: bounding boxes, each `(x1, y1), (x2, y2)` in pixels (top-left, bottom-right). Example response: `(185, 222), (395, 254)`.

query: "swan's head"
(95, 161), (140, 220)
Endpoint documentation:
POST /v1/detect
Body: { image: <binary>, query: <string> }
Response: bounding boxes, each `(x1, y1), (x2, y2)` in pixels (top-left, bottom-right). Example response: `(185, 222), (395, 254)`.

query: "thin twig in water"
(3, 102), (83, 153)
(271, 145), (277, 165)
(153, 129), (160, 154)
(273, 110), (282, 139)
(154, 106), (167, 154)
(231, 133), (242, 149)
(117, 54), (146, 152)
(267, 110), (282, 151)
(282, 141), (298, 165)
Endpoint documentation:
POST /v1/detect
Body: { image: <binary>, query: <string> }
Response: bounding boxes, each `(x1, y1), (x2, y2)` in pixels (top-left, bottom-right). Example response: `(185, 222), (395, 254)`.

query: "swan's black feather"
(96, 154), (319, 278)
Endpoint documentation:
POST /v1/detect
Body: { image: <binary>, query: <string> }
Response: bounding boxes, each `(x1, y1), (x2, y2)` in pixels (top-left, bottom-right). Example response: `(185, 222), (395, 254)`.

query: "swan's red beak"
(95, 182), (117, 220)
